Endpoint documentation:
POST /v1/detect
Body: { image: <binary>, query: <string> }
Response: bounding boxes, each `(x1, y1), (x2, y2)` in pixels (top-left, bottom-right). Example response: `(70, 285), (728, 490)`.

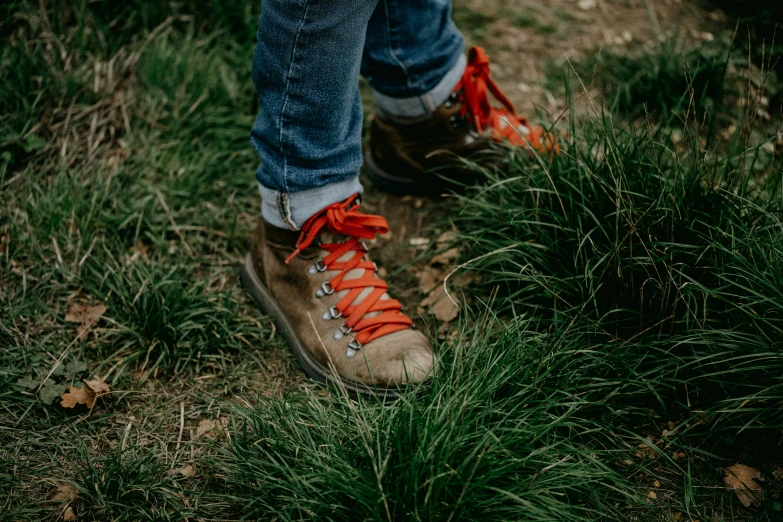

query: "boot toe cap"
(359, 329), (435, 387)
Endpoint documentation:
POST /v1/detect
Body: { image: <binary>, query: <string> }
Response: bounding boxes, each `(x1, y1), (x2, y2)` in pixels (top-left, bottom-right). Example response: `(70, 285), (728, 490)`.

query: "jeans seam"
(277, 0), (311, 196)
(383, 0), (416, 100)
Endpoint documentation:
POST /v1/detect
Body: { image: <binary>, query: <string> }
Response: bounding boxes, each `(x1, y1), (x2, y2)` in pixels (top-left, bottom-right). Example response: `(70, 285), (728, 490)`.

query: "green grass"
(551, 34), (738, 122)
(3, 0), (783, 521)
(441, 100), (783, 517)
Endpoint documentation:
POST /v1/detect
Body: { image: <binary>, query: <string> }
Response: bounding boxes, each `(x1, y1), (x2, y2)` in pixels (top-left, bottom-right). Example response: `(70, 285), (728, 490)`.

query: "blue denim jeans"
(250, 0), (465, 229)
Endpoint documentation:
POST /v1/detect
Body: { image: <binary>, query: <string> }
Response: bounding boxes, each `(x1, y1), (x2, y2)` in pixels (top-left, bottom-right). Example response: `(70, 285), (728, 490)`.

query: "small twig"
(176, 401), (185, 450)
(156, 189), (194, 257)
(78, 236), (98, 267)
(51, 236), (63, 266)
(121, 419), (133, 450)
(131, 278), (150, 306)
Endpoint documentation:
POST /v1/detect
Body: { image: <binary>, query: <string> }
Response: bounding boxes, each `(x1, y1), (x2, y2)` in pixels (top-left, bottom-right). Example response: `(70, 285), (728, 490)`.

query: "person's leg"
(361, 1), (558, 195)
(245, 0), (435, 396)
(361, 0), (466, 119)
(250, 0), (377, 230)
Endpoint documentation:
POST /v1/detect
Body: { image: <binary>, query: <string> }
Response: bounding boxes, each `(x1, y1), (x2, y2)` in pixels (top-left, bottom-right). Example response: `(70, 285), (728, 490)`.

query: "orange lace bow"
(286, 195), (413, 347)
(458, 46), (558, 154)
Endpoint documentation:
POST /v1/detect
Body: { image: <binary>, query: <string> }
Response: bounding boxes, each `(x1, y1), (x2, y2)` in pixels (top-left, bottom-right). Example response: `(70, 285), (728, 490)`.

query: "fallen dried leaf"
(65, 302), (107, 336)
(453, 270), (477, 287)
(195, 419), (217, 439)
(179, 465), (196, 477)
(131, 240), (149, 257)
(51, 484), (78, 502)
(436, 231), (457, 245)
(63, 506), (77, 521)
(417, 266), (443, 294)
(84, 377), (110, 395)
(724, 463), (764, 507)
(432, 294), (459, 322)
(430, 247), (459, 267)
(773, 466), (783, 480)
(0, 233), (7, 254)
(635, 445), (656, 459)
(421, 286), (459, 322)
(646, 490), (657, 499)
(60, 386), (96, 409)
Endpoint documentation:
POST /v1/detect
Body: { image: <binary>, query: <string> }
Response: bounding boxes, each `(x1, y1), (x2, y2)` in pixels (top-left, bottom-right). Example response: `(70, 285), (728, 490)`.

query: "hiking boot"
(241, 195), (434, 398)
(365, 46), (558, 195)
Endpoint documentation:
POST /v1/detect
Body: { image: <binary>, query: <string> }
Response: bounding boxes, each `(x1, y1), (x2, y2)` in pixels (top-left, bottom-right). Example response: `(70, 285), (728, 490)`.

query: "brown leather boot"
(241, 195), (434, 398)
(365, 46), (558, 195)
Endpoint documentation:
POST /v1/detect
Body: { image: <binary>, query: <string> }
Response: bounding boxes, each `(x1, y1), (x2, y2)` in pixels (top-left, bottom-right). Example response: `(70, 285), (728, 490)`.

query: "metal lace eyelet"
(345, 338), (362, 359)
(322, 306), (341, 321)
(307, 259), (326, 275)
(333, 324), (352, 341)
(315, 281), (334, 299)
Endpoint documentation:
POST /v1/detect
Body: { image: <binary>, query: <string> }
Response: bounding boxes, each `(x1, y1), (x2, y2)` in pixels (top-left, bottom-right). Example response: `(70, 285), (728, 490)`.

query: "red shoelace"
(457, 47), (558, 154)
(285, 195), (413, 346)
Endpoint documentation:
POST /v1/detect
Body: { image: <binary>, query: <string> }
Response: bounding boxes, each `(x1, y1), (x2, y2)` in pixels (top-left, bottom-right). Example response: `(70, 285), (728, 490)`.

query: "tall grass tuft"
(216, 316), (644, 522)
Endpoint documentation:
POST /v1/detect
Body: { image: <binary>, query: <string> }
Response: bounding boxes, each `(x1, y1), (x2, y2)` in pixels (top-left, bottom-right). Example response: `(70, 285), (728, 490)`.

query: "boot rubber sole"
(241, 253), (402, 401)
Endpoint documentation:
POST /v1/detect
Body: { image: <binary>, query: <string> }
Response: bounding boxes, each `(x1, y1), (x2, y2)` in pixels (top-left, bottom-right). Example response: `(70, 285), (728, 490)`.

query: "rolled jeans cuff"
(371, 54), (467, 119)
(258, 176), (364, 231)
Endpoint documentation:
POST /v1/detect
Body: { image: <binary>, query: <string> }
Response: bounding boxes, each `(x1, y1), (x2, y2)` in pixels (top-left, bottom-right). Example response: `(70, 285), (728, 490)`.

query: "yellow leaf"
(84, 377), (110, 395)
(60, 386), (96, 409)
(64, 302), (107, 336)
(724, 463), (764, 507)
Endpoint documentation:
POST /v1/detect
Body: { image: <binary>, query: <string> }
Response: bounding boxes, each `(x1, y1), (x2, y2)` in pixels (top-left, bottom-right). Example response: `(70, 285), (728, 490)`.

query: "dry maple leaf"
(60, 386), (96, 409)
(65, 302), (107, 336)
(724, 463), (764, 507)
(84, 377), (110, 395)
